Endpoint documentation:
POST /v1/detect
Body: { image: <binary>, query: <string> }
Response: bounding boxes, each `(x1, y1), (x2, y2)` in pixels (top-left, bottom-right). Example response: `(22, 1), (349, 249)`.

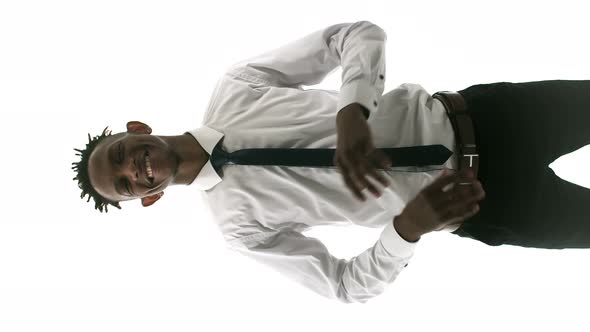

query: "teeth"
(145, 155), (153, 178)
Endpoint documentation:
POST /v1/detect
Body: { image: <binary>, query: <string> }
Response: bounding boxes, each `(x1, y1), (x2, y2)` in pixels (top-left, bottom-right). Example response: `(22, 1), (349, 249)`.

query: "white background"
(1, 0), (590, 331)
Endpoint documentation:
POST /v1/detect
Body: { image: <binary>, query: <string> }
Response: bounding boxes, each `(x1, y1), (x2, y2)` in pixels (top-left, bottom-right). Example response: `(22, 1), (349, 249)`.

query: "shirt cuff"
(337, 80), (379, 118)
(379, 220), (419, 259)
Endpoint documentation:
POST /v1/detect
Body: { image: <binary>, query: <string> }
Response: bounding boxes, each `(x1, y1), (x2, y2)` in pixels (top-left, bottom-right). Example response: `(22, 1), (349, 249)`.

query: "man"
(73, 21), (590, 303)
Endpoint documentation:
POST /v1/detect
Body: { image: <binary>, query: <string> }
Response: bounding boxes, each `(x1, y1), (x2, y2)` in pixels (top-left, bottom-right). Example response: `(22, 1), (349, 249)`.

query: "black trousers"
(450, 80), (590, 249)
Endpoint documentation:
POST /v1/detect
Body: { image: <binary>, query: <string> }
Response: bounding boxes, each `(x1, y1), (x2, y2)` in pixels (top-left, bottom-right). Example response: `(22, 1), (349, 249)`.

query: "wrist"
(393, 215), (422, 243)
(337, 104), (368, 123)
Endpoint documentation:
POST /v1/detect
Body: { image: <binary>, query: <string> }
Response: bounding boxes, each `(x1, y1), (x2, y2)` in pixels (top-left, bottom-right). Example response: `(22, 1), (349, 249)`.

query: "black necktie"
(209, 138), (452, 177)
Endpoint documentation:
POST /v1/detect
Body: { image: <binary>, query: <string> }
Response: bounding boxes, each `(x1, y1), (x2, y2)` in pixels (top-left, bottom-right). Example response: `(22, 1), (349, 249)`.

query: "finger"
(371, 150), (392, 185)
(426, 168), (460, 194)
(367, 163), (391, 189)
(373, 149), (393, 170)
(461, 203), (481, 222)
(475, 181), (486, 200)
(365, 155), (391, 189)
(358, 158), (383, 198)
(440, 180), (485, 217)
(455, 180), (486, 204)
(446, 182), (483, 225)
(350, 151), (384, 199)
(357, 152), (388, 198)
(440, 184), (473, 216)
(345, 150), (371, 194)
(336, 154), (367, 201)
(431, 168), (474, 194)
(343, 168), (367, 201)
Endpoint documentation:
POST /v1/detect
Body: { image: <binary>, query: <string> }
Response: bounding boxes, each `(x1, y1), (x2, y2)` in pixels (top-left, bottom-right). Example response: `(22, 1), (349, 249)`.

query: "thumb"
(373, 149), (392, 169)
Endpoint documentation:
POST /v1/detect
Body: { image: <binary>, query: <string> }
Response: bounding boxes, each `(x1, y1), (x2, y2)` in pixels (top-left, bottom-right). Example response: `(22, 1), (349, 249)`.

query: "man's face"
(88, 132), (179, 202)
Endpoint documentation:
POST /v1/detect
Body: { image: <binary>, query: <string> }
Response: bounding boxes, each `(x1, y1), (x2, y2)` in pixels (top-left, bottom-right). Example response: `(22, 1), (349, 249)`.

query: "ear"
(141, 192), (164, 207)
(127, 121), (152, 134)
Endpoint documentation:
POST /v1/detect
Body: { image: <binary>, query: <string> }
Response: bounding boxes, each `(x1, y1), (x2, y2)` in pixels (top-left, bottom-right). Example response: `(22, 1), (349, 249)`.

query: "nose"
(120, 155), (140, 183)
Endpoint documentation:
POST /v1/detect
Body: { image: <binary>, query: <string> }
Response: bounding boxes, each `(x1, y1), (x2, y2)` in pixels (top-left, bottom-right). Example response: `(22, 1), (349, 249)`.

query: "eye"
(124, 179), (132, 195)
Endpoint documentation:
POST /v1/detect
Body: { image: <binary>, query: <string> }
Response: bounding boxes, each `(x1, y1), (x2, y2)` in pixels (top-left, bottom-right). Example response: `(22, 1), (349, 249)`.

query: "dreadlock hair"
(72, 126), (122, 213)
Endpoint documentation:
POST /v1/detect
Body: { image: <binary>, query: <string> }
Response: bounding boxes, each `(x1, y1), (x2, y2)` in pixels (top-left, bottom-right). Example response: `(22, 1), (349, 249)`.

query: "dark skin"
(334, 104), (393, 201)
(87, 106), (482, 242)
(336, 104), (484, 241)
(88, 105), (392, 208)
(88, 121), (210, 207)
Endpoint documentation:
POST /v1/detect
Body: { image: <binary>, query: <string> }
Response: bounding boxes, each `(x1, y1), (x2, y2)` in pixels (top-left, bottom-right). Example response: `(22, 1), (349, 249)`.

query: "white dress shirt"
(186, 21), (460, 303)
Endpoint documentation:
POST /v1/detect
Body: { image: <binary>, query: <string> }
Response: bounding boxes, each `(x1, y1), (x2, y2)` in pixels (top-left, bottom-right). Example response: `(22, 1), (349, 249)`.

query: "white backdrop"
(1, 0), (590, 331)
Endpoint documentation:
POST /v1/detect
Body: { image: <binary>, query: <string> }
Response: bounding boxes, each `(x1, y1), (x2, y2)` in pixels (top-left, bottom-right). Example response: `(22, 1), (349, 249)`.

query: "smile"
(144, 149), (154, 182)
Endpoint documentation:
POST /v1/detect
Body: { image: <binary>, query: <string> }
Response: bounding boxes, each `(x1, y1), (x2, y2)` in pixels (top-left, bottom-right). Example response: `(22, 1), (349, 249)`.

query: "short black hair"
(72, 126), (122, 213)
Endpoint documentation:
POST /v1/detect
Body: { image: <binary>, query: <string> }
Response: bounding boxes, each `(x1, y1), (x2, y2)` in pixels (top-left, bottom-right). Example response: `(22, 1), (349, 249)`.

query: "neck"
(161, 133), (209, 186)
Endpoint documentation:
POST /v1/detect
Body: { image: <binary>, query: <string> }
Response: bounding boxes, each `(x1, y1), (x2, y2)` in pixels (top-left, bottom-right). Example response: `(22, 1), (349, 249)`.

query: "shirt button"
(379, 75), (384, 80)
(373, 101), (378, 107)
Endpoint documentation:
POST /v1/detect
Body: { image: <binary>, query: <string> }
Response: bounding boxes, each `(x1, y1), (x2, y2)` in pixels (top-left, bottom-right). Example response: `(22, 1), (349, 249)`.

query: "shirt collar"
(184, 126), (224, 191)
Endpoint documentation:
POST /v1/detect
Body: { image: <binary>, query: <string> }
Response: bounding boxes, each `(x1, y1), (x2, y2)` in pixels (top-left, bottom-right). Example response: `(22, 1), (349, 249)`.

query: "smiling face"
(88, 132), (179, 202)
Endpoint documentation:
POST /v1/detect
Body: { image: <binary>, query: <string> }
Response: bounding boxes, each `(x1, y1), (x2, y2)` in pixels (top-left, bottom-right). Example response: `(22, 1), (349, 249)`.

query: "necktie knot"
(211, 141), (231, 176)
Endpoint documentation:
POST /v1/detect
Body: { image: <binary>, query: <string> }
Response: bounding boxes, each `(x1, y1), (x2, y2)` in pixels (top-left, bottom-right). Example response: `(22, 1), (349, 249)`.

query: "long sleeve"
(227, 220), (418, 304)
(226, 21), (387, 119)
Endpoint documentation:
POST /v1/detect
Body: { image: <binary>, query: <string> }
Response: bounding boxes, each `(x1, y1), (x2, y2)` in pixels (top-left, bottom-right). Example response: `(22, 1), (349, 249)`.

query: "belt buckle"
(458, 143), (478, 185)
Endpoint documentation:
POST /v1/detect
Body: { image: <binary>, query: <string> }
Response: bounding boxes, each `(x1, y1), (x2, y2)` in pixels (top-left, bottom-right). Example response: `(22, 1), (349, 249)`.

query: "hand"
(334, 104), (393, 202)
(397, 168), (486, 237)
